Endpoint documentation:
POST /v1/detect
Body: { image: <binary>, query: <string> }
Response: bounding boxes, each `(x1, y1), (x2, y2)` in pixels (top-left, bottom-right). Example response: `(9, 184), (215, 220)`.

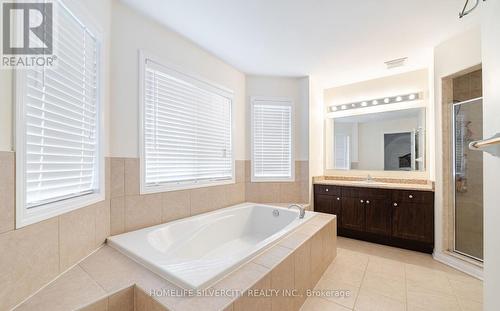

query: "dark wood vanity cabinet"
(341, 197), (365, 232)
(314, 184), (434, 253)
(391, 190), (434, 244)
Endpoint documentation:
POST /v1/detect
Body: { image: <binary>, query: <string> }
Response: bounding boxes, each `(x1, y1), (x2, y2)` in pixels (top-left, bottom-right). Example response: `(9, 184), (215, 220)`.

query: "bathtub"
(107, 202), (314, 290)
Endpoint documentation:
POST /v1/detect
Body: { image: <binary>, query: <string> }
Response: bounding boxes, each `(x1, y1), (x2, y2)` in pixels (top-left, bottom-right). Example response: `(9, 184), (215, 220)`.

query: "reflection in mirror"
(332, 108), (426, 171)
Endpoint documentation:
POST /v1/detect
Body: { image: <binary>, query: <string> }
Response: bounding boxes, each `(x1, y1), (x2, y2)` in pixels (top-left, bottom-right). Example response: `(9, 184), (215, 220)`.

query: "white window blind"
(142, 59), (233, 190)
(22, 4), (100, 208)
(252, 100), (293, 181)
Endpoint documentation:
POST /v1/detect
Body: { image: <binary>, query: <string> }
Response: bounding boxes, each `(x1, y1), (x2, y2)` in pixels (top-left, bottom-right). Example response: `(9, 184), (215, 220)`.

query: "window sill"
(141, 178), (236, 194)
(16, 192), (105, 229)
(251, 177), (296, 183)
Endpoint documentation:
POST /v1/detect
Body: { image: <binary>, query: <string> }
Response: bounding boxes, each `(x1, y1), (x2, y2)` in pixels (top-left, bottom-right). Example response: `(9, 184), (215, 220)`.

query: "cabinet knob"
(409, 195), (413, 199)
(360, 200), (364, 203)
(366, 200), (370, 204)
(325, 188), (329, 192)
(394, 203), (398, 207)
(336, 197), (340, 201)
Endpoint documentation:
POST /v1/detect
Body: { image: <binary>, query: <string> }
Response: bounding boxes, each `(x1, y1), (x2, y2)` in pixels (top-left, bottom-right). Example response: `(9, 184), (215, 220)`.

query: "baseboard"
(433, 251), (483, 280)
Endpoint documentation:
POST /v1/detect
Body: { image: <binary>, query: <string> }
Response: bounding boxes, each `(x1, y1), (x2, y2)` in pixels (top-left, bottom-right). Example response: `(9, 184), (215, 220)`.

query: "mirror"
(332, 108), (426, 171)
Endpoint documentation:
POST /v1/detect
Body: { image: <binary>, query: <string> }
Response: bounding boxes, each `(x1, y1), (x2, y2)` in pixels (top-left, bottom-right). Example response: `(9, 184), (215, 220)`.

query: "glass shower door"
(453, 98), (484, 261)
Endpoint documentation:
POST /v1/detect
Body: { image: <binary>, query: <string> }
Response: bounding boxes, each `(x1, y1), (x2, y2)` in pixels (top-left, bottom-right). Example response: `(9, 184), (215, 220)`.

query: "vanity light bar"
(329, 93), (421, 112)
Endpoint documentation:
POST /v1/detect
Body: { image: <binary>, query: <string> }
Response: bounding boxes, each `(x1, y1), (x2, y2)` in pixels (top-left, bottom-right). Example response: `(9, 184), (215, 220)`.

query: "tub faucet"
(288, 204), (305, 219)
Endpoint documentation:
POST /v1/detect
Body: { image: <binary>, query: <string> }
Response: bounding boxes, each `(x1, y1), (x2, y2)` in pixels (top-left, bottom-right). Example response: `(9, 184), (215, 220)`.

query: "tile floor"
(301, 237), (483, 311)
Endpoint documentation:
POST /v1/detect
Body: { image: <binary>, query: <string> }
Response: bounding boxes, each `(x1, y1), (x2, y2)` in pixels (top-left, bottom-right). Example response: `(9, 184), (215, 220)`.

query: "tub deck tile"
(14, 266), (106, 311)
(14, 212), (337, 311)
(252, 245), (293, 269)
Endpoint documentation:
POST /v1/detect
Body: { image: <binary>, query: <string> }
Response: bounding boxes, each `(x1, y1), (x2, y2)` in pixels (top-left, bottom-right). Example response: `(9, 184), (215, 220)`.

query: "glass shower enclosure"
(452, 97), (484, 261)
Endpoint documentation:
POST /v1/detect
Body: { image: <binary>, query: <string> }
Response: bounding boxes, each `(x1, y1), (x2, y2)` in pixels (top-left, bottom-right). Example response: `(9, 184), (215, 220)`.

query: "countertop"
(313, 176), (435, 192)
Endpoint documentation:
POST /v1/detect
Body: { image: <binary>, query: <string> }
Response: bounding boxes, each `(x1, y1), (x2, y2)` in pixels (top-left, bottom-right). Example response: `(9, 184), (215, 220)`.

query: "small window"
(140, 54), (234, 193)
(251, 98), (294, 182)
(15, 2), (103, 228)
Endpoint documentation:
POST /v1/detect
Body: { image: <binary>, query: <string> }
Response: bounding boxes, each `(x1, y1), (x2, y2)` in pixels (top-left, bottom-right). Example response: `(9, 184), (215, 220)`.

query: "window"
(140, 54), (234, 193)
(251, 98), (294, 182)
(16, 2), (103, 228)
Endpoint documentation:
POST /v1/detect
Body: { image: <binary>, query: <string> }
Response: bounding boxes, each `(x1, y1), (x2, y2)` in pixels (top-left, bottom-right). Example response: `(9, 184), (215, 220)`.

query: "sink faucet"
(288, 204), (305, 219)
(366, 174), (373, 182)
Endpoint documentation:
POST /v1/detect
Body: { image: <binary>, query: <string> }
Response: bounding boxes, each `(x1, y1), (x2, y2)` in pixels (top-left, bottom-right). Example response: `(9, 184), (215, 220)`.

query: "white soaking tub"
(107, 202), (314, 290)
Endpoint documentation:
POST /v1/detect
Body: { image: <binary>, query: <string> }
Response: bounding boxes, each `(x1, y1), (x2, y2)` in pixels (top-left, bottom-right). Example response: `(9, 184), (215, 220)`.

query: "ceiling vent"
(385, 57), (407, 69)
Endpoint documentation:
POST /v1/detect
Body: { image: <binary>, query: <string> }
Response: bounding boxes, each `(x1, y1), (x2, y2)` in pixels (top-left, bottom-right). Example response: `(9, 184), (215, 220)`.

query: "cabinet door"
(365, 198), (391, 236)
(332, 196), (342, 227)
(314, 194), (333, 214)
(392, 202), (433, 243)
(341, 197), (365, 231)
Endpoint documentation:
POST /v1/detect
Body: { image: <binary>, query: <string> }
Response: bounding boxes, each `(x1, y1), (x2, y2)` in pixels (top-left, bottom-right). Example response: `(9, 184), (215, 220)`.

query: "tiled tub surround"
(110, 159), (309, 236)
(0, 154), (310, 310)
(78, 286), (167, 311)
(109, 158), (246, 236)
(244, 160), (309, 204)
(14, 213), (336, 311)
(0, 153), (111, 311)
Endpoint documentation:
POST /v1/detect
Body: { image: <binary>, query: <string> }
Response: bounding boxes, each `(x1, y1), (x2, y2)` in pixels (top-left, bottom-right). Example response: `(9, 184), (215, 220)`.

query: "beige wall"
(308, 76), (326, 206)
(323, 69), (431, 179)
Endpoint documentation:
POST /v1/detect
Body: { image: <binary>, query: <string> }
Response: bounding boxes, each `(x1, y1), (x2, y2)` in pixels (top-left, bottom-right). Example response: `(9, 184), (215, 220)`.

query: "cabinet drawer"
(314, 184), (341, 196)
(392, 190), (434, 204)
(342, 187), (389, 200)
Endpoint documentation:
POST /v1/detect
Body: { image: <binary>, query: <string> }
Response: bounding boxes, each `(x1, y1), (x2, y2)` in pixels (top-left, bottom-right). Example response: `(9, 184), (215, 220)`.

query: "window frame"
(15, 1), (105, 229)
(251, 96), (295, 183)
(139, 51), (235, 194)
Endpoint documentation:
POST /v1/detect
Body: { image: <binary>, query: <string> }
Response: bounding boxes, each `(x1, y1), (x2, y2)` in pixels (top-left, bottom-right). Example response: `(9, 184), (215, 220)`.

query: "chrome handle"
(360, 200), (364, 203)
(409, 195), (413, 199)
(366, 200), (370, 204)
(469, 133), (500, 157)
(336, 197), (340, 201)
(325, 188), (329, 192)
(394, 203), (398, 207)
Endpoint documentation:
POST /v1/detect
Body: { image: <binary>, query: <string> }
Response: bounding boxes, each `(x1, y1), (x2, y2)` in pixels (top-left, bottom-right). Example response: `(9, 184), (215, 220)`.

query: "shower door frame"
(451, 97), (484, 262)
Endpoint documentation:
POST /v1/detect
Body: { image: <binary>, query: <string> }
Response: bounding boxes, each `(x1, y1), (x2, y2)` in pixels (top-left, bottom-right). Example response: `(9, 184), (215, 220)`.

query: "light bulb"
(361, 101), (368, 107)
(396, 96), (403, 102)
(372, 100), (378, 105)
(341, 105), (347, 110)
(330, 106), (338, 112)
(409, 94), (416, 100)
(384, 98), (390, 104)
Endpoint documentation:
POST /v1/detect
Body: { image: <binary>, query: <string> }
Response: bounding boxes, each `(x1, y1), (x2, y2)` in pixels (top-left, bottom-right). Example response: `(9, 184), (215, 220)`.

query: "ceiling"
(121, 0), (481, 88)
